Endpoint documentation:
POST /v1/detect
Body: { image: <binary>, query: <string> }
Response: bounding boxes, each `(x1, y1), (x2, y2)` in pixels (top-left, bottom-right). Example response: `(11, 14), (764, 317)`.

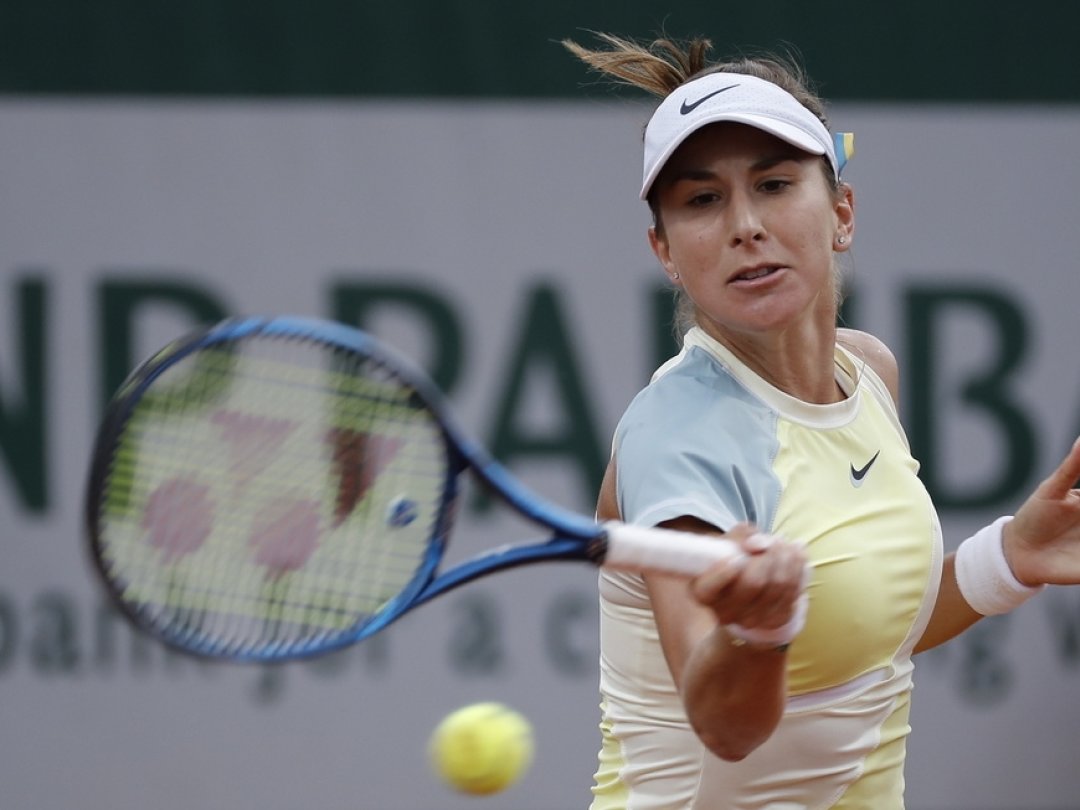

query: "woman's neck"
(698, 319), (842, 405)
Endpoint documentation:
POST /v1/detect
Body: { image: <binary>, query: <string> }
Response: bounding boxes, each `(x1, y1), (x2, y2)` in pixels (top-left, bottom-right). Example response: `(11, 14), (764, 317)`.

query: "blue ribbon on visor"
(833, 131), (855, 175)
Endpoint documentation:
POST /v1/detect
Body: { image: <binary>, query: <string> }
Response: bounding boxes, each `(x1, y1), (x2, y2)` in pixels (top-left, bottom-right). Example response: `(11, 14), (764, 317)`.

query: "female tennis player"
(564, 32), (1080, 809)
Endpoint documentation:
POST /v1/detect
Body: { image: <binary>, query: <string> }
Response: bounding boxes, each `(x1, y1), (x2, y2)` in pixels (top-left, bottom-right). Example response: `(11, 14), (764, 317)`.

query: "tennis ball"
(429, 702), (534, 795)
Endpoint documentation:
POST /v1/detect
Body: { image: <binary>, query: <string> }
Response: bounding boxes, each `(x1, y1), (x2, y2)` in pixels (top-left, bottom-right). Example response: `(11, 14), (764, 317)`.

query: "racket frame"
(85, 316), (608, 660)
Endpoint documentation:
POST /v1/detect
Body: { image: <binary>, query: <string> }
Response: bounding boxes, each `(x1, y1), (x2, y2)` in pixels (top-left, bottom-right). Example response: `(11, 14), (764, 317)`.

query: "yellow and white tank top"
(592, 327), (942, 810)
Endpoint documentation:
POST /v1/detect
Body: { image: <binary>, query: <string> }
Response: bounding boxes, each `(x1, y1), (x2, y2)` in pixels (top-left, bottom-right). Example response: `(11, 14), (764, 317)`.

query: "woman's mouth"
(732, 265), (782, 282)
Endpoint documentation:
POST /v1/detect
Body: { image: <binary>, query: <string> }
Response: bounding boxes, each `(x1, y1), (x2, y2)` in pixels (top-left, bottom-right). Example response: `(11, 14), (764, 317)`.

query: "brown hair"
(563, 33), (845, 341)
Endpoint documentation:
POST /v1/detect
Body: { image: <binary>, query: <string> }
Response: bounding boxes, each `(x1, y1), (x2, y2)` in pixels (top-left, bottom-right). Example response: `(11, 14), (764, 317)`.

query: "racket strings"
(97, 336), (449, 656)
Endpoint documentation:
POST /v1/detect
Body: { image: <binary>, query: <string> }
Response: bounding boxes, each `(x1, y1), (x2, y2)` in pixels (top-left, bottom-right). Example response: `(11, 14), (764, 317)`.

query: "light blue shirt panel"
(615, 346), (784, 534)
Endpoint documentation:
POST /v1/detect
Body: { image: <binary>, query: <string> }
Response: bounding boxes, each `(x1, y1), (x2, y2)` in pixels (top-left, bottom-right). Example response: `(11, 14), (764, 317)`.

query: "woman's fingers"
(690, 535), (808, 629)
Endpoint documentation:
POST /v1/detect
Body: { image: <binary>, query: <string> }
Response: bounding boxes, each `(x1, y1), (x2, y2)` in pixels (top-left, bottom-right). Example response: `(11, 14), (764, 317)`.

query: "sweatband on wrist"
(726, 591), (809, 650)
(954, 516), (1044, 616)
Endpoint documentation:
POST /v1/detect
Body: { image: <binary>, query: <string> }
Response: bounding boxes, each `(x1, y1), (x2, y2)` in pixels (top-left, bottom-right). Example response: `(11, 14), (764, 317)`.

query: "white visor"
(640, 71), (850, 200)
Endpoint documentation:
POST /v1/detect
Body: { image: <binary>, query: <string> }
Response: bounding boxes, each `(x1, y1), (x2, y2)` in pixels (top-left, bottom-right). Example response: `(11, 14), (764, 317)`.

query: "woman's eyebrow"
(668, 168), (718, 185)
(668, 153), (808, 184)
(662, 150), (812, 190)
(752, 151), (811, 172)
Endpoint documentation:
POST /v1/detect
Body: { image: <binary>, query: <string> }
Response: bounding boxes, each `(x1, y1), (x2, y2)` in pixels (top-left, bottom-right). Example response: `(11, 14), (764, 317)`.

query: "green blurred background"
(2, 0), (1078, 101)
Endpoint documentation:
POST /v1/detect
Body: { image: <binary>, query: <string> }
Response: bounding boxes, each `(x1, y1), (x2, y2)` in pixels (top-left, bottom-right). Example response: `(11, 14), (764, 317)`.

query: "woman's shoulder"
(623, 345), (752, 426)
(837, 328), (900, 406)
(615, 347), (772, 463)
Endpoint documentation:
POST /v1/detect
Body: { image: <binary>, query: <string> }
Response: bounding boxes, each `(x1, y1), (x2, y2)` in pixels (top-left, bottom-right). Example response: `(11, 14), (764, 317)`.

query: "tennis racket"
(86, 315), (744, 662)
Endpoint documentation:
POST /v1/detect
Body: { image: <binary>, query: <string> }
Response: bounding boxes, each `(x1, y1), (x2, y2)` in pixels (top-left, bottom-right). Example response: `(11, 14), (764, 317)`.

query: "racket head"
(86, 316), (462, 661)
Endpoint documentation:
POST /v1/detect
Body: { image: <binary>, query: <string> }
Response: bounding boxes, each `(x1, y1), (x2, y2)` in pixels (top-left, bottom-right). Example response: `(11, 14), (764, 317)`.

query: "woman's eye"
(760, 179), (791, 193)
(689, 191), (720, 206)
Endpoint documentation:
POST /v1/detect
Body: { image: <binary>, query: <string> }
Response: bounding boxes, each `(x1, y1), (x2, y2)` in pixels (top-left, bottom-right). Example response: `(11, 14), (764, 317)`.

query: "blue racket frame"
(87, 315), (608, 661)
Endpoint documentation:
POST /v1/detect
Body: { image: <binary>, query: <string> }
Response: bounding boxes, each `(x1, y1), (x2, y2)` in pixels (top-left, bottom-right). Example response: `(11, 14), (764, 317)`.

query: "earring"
(837, 236), (847, 245)
(671, 272), (680, 280)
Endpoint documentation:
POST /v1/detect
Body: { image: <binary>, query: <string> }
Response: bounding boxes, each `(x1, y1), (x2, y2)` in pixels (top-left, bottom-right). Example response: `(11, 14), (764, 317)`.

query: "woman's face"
(649, 122), (853, 343)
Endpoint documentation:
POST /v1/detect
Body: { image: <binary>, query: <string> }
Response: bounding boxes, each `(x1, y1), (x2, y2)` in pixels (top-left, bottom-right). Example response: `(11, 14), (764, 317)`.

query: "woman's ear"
(649, 225), (682, 284)
(833, 183), (855, 252)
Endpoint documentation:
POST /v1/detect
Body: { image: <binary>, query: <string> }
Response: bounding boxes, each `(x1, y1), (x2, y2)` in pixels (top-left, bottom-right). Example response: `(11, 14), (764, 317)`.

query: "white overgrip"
(601, 520), (745, 577)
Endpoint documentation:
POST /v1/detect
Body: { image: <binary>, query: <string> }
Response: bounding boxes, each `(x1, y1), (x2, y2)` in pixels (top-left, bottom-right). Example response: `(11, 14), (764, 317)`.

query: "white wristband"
(954, 516), (1044, 616)
(726, 591), (809, 650)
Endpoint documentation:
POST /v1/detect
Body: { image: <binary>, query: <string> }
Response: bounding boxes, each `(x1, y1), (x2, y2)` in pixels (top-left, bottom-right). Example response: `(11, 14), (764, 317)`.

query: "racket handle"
(601, 521), (745, 577)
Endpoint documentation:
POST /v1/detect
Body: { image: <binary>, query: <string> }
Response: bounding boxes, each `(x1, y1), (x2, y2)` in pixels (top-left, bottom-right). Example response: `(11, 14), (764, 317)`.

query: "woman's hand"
(1005, 437), (1080, 586)
(688, 523), (809, 634)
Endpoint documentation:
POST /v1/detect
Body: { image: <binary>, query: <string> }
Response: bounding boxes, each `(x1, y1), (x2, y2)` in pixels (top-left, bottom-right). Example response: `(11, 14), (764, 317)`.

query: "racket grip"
(601, 521), (745, 577)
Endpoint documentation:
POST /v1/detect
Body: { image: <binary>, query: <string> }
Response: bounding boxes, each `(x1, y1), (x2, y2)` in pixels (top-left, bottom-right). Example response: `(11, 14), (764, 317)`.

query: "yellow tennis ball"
(429, 702), (534, 795)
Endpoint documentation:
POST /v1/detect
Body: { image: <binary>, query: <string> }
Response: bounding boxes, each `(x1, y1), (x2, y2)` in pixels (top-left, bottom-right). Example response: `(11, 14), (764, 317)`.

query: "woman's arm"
(916, 436), (1080, 651)
(596, 462), (806, 761)
(648, 517), (801, 761)
(913, 554), (982, 652)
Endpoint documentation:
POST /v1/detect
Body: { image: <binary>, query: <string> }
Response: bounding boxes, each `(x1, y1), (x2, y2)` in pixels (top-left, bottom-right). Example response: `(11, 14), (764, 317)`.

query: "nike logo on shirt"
(849, 451), (880, 488)
(679, 84), (739, 115)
